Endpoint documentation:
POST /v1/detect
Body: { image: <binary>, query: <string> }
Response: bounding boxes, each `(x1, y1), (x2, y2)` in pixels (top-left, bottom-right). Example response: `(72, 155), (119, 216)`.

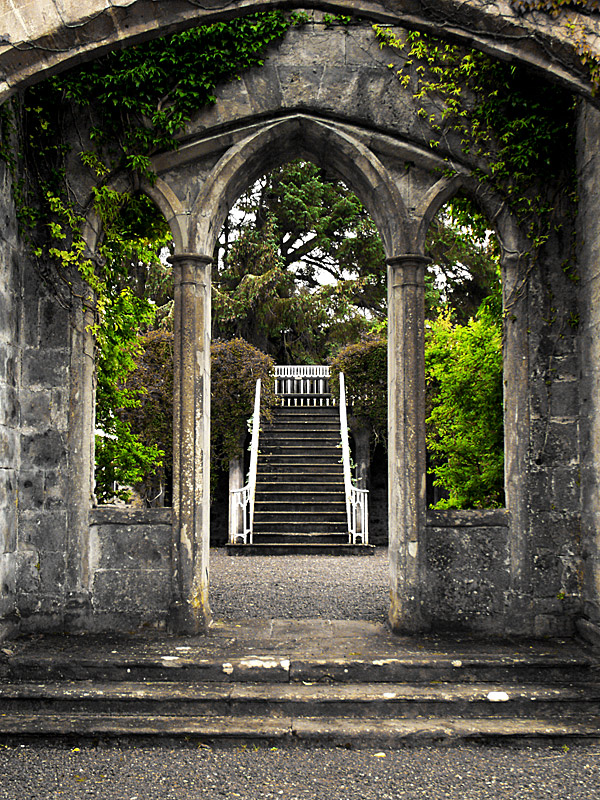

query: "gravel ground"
(209, 549), (389, 621)
(0, 740), (599, 799)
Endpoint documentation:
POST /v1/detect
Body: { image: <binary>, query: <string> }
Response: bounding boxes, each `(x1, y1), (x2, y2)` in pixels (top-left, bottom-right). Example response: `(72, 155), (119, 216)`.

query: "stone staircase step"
(252, 533), (349, 544)
(1, 681), (599, 718)
(254, 508), (347, 520)
(254, 504), (347, 515)
(253, 522), (348, 534)
(226, 543), (375, 555)
(255, 492), (347, 503)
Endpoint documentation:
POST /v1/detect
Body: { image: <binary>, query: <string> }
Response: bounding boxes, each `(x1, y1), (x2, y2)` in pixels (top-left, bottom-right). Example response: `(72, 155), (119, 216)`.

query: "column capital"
(169, 253), (212, 287)
(387, 254), (430, 289)
(168, 252), (213, 267)
(386, 253), (431, 268)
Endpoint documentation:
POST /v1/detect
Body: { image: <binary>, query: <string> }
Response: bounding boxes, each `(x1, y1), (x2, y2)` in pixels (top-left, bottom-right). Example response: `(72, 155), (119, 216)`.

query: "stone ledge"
(90, 507), (172, 526)
(426, 509), (509, 528)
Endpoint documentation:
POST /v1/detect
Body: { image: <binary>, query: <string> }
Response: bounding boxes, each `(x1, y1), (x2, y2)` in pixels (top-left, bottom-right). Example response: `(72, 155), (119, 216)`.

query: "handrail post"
(339, 373), (369, 544)
(228, 378), (262, 545)
(247, 378), (262, 542)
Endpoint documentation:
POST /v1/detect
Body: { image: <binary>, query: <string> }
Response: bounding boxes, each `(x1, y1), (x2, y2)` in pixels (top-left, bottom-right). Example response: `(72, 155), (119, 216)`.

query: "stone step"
(256, 474), (345, 485)
(260, 455), (343, 466)
(254, 492), (346, 503)
(260, 436), (341, 447)
(1, 681), (599, 719)
(254, 528), (348, 546)
(254, 508), (347, 521)
(256, 463), (344, 475)
(256, 480), (346, 492)
(226, 543), (375, 556)
(1, 712), (598, 742)
(262, 424), (340, 434)
(253, 521), (348, 534)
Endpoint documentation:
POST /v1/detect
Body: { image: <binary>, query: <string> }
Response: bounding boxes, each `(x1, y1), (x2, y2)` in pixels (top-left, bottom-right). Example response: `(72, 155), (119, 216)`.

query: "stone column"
(169, 253), (212, 633)
(387, 254), (429, 633)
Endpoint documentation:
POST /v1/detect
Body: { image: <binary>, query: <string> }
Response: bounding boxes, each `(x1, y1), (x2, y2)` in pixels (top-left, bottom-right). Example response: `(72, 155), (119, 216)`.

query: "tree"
(425, 288), (504, 508)
(213, 160), (388, 363)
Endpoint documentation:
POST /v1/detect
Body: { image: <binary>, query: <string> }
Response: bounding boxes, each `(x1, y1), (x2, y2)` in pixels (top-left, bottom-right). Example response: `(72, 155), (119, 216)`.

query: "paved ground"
(209, 549), (389, 621)
(0, 739), (599, 799)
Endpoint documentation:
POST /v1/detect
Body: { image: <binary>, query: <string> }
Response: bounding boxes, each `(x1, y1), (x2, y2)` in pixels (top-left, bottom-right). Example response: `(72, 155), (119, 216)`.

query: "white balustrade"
(339, 372), (369, 545)
(229, 379), (262, 545)
(274, 365), (334, 406)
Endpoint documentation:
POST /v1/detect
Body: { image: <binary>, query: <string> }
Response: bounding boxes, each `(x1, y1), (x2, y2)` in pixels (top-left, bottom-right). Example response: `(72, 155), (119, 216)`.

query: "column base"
(168, 601), (211, 635)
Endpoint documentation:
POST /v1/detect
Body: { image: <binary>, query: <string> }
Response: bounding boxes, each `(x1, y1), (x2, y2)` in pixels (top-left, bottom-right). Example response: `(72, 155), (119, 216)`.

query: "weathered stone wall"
(0, 155), (19, 637)
(89, 508), (172, 630)
(424, 510), (510, 633)
(15, 244), (73, 629)
(577, 100), (600, 646)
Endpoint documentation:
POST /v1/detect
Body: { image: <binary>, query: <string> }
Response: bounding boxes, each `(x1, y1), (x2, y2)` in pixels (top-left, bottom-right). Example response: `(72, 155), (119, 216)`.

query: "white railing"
(339, 372), (369, 545)
(229, 378), (262, 545)
(274, 365), (333, 406)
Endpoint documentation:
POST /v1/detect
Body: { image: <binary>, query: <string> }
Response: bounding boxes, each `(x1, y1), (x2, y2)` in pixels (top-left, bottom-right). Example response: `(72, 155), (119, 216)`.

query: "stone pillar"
(65, 289), (96, 629)
(169, 253), (212, 633)
(387, 254), (429, 633)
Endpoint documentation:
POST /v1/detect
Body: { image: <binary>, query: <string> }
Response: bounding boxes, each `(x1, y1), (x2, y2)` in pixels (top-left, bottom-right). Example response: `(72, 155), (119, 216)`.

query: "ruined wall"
(15, 236), (73, 629)
(0, 155), (19, 636)
(89, 508), (172, 630)
(424, 510), (510, 632)
(577, 100), (600, 646)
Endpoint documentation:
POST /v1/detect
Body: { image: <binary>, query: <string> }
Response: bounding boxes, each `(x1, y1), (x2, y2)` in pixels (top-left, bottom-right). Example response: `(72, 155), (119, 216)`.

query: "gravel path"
(209, 549), (389, 621)
(0, 740), (599, 799)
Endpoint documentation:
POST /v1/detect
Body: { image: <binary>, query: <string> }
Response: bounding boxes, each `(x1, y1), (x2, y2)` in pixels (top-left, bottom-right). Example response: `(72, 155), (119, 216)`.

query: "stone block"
(0, 291), (17, 343)
(549, 380), (579, 418)
(18, 470), (45, 510)
(0, 342), (17, 387)
(38, 550), (66, 595)
(19, 510), (67, 552)
(21, 429), (66, 469)
(20, 390), (52, 427)
(23, 347), (68, 388)
(0, 551), (17, 596)
(39, 298), (69, 348)
(91, 522), (171, 571)
(14, 550), (41, 595)
(43, 470), (68, 509)
(242, 66), (283, 116)
(551, 467), (581, 512)
(424, 523), (510, 628)
(531, 419), (579, 466)
(0, 427), (18, 466)
(92, 569), (171, 614)
(0, 500), (17, 553)
(0, 384), (18, 427)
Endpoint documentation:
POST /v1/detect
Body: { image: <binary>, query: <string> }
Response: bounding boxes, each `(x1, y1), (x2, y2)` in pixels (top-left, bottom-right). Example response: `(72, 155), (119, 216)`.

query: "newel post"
(169, 253), (212, 633)
(387, 254), (430, 633)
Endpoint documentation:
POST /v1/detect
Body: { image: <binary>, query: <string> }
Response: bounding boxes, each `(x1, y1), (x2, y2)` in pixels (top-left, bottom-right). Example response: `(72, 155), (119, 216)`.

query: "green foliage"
(330, 336), (388, 445)
(94, 289), (163, 503)
(210, 338), (277, 480)
(215, 160), (387, 362)
(53, 12), (291, 172)
(425, 291), (504, 509)
(374, 27), (576, 247)
(426, 194), (501, 323)
(120, 330), (174, 505)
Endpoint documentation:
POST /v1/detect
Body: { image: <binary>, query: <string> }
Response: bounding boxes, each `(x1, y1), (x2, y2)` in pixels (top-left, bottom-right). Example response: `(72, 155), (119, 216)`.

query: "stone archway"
(2, 11), (596, 641)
